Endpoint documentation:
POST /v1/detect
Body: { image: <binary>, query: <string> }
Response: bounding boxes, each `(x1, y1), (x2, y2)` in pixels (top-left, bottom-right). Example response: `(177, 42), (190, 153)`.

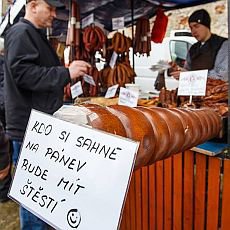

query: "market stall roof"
(0, 0), (221, 36)
(66, 0), (221, 31)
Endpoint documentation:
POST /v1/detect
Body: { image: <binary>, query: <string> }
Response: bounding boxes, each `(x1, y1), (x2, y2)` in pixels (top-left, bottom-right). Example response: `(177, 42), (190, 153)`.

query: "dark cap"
(44, 0), (65, 8)
(188, 9), (211, 29)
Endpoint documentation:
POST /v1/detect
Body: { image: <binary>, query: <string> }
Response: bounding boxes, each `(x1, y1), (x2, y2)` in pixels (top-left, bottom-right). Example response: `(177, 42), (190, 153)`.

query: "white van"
(131, 30), (197, 93)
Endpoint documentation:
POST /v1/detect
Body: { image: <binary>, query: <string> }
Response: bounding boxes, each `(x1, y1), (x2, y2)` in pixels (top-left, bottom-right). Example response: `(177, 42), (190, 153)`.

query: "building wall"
(155, 0), (228, 38)
(0, 0), (12, 22)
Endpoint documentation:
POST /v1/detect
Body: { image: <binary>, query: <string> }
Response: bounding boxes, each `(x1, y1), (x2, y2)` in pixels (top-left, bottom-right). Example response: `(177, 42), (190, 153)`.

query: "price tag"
(70, 81), (83, 99)
(83, 74), (96, 86)
(112, 17), (125, 30)
(118, 87), (139, 107)
(141, 36), (147, 42)
(109, 52), (118, 68)
(177, 70), (208, 96)
(105, 84), (119, 98)
(82, 13), (94, 28)
(64, 46), (70, 67)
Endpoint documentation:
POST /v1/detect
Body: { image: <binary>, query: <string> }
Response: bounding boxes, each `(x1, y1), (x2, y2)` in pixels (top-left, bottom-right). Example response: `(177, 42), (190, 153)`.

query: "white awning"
(0, 0), (26, 36)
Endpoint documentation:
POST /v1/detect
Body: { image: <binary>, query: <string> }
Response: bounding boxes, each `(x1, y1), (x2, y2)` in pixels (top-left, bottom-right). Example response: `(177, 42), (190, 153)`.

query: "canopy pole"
(131, 0), (135, 71)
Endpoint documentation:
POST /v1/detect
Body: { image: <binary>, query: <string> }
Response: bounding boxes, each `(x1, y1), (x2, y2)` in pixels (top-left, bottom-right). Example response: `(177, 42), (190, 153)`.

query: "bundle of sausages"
(134, 17), (151, 56)
(159, 79), (228, 116)
(100, 62), (135, 88)
(108, 32), (132, 54)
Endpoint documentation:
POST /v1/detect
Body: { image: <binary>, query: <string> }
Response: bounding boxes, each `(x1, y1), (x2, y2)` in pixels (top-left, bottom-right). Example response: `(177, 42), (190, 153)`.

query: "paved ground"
(0, 199), (20, 230)
(0, 200), (55, 230)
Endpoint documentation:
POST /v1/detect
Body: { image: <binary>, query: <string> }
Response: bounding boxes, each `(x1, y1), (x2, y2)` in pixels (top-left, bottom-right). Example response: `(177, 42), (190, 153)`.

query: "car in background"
(130, 30), (197, 93)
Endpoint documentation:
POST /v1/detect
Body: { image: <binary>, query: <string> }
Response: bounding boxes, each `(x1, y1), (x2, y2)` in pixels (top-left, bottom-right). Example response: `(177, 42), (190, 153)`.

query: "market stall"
(56, 2), (228, 229)
(1, 0), (228, 229)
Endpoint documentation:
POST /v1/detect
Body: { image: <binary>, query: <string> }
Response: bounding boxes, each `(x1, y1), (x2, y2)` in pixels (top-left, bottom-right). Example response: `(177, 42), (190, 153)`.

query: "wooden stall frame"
(120, 150), (230, 230)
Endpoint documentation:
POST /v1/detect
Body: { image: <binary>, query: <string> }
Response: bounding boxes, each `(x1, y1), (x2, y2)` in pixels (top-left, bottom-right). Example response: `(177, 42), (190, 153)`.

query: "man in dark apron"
(170, 9), (228, 81)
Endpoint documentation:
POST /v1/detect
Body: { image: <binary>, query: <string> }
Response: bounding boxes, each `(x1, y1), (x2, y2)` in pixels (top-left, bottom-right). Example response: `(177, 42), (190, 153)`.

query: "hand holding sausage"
(167, 61), (186, 80)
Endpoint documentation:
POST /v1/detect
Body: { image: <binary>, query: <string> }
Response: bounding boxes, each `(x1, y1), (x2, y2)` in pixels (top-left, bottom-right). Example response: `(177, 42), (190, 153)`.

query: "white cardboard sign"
(118, 87), (139, 107)
(109, 52), (118, 69)
(71, 81), (83, 98)
(177, 69), (208, 96)
(9, 110), (139, 230)
(112, 17), (125, 30)
(83, 74), (96, 86)
(81, 13), (94, 29)
(105, 84), (119, 98)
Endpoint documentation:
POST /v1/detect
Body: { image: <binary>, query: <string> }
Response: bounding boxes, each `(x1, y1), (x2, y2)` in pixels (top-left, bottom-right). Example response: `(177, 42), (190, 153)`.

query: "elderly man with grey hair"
(4, 0), (91, 229)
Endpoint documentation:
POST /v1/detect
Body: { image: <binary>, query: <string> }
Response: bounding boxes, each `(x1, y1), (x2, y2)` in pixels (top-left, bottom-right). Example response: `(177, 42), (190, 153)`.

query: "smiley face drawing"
(67, 209), (81, 229)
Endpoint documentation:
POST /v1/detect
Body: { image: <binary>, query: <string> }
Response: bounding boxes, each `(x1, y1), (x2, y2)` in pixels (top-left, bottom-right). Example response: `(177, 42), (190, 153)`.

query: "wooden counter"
(120, 150), (230, 230)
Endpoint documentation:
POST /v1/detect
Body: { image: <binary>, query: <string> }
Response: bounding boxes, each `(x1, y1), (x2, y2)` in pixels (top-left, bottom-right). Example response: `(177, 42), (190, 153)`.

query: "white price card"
(70, 81), (83, 98)
(109, 51), (118, 68)
(105, 84), (119, 98)
(118, 87), (139, 107)
(177, 70), (208, 96)
(9, 110), (139, 230)
(83, 74), (96, 86)
(112, 17), (125, 30)
(81, 13), (94, 28)
(64, 46), (70, 66)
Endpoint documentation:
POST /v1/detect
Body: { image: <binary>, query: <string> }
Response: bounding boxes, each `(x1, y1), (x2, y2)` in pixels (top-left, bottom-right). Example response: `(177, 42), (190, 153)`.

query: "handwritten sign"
(83, 74), (96, 86)
(177, 70), (208, 96)
(9, 110), (139, 230)
(105, 84), (119, 98)
(71, 81), (83, 98)
(118, 87), (139, 107)
(112, 17), (125, 30)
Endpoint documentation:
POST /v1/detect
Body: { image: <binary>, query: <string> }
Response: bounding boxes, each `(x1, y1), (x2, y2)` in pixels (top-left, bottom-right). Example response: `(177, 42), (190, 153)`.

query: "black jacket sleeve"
(5, 23), (71, 92)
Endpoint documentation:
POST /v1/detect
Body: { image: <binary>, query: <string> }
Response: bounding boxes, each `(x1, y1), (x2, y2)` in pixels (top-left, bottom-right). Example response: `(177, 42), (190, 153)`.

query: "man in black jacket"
(170, 9), (228, 81)
(4, 0), (91, 229)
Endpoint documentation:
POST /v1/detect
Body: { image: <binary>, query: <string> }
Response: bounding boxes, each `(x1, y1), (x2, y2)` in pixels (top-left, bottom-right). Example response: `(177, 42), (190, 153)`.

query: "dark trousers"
(0, 118), (11, 202)
(12, 141), (49, 230)
(0, 171), (11, 202)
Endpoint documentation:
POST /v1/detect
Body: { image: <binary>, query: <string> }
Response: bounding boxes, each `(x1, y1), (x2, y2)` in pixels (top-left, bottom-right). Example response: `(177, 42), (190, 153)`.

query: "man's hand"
(0, 164), (10, 180)
(167, 61), (187, 80)
(170, 67), (187, 80)
(68, 60), (92, 80)
(169, 69), (181, 80)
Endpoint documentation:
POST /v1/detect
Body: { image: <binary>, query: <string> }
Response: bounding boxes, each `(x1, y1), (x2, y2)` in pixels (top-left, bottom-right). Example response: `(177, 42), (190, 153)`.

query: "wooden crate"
(120, 150), (230, 230)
